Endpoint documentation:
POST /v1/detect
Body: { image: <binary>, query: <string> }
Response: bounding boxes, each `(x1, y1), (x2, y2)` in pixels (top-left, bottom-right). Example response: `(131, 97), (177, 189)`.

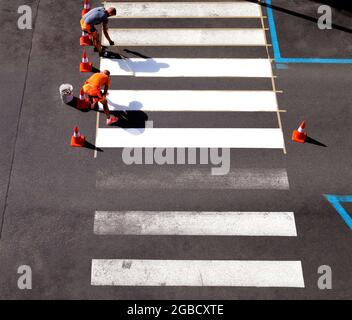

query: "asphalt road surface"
(0, 0), (351, 299)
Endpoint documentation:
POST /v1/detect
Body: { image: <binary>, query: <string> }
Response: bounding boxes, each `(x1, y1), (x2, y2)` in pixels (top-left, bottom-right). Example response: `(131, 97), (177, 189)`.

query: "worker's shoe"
(106, 116), (119, 126)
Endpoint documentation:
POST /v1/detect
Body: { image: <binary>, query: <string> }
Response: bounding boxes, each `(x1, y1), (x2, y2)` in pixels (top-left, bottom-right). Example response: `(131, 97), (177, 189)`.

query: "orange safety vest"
(82, 73), (110, 100)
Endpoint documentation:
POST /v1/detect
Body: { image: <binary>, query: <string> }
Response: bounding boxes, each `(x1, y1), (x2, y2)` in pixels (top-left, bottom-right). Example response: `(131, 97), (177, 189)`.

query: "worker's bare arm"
(103, 23), (114, 45)
(103, 84), (109, 97)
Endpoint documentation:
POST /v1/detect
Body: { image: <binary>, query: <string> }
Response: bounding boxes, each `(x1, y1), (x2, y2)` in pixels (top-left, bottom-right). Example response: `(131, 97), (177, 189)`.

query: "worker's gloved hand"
(109, 40), (115, 46)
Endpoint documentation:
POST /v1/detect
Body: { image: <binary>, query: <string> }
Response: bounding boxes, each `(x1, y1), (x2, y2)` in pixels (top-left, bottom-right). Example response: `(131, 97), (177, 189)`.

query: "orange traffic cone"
(80, 50), (92, 72)
(292, 121), (307, 143)
(71, 126), (86, 147)
(77, 88), (90, 110)
(82, 0), (91, 16)
(80, 31), (93, 46)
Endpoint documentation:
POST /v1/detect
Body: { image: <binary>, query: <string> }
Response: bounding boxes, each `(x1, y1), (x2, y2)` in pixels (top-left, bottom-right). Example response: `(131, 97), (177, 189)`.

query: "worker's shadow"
(121, 58), (169, 74)
(103, 49), (169, 74)
(102, 100), (149, 134)
(66, 98), (148, 134)
(95, 99), (148, 132)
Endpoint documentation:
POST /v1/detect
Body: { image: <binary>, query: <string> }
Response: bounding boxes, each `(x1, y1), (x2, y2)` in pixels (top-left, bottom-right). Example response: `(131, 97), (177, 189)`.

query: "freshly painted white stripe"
(94, 211), (297, 236)
(103, 90), (278, 112)
(96, 168), (290, 190)
(96, 128), (284, 149)
(103, 29), (266, 46)
(105, 2), (261, 18)
(91, 260), (305, 287)
(100, 58), (272, 78)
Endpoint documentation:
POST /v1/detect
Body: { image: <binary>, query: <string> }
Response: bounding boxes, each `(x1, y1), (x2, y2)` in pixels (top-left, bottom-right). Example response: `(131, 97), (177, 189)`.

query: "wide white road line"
(96, 128), (284, 149)
(96, 168), (290, 190)
(100, 58), (272, 78)
(105, 2), (261, 18)
(91, 260), (305, 287)
(103, 29), (266, 46)
(94, 211), (297, 236)
(104, 90), (278, 112)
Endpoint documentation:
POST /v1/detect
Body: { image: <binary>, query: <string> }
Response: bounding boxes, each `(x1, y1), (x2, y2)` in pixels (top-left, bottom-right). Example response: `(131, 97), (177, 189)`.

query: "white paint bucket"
(59, 84), (74, 104)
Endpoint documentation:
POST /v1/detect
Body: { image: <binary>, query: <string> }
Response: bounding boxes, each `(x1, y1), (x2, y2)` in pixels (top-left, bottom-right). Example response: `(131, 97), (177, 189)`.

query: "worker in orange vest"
(80, 7), (116, 56)
(82, 70), (118, 125)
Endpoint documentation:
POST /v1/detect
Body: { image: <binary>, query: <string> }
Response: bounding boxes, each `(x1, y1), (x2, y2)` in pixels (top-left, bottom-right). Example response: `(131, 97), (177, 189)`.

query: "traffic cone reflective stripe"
(298, 122), (305, 133)
(79, 88), (85, 100)
(82, 0), (91, 16)
(73, 128), (80, 138)
(292, 121), (307, 143)
(80, 50), (92, 72)
(83, 0), (90, 9)
(71, 126), (86, 147)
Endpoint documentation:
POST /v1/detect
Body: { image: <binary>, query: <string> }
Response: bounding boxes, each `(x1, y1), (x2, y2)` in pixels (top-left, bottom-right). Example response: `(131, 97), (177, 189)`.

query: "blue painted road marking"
(265, 0), (352, 64)
(324, 195), (352, 229)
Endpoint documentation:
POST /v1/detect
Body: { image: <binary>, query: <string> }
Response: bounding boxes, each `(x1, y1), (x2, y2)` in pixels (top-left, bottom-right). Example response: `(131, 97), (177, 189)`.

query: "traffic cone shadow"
(84, 140), (104, 153)
(91, 66), (101, 73)
(305, 136), (327, 148)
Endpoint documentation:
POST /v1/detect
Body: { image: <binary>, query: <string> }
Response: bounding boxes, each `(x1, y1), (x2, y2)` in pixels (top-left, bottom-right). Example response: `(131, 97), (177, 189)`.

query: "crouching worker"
(80, 7), (116, 56)
(82, 70), (119, 126)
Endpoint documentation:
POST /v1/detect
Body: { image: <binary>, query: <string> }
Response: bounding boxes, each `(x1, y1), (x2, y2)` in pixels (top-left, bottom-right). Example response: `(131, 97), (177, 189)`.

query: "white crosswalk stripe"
(94, 211), (297, 236)
(100, 58), (273, 77)
(91, 260), (305, 287)
(96, 168), (290, 190)
(104, 2), (262, 18)
(96, 128), (284, 148)
(91, 1), (303, 290)
(103, 28), (266, 46)
(104, 90), (279, 112)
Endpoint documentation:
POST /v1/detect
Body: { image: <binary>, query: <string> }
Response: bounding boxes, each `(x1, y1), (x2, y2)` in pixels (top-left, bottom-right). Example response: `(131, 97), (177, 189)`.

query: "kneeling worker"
(80, 7), (116, 56)
(82, 70), (119, 126)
